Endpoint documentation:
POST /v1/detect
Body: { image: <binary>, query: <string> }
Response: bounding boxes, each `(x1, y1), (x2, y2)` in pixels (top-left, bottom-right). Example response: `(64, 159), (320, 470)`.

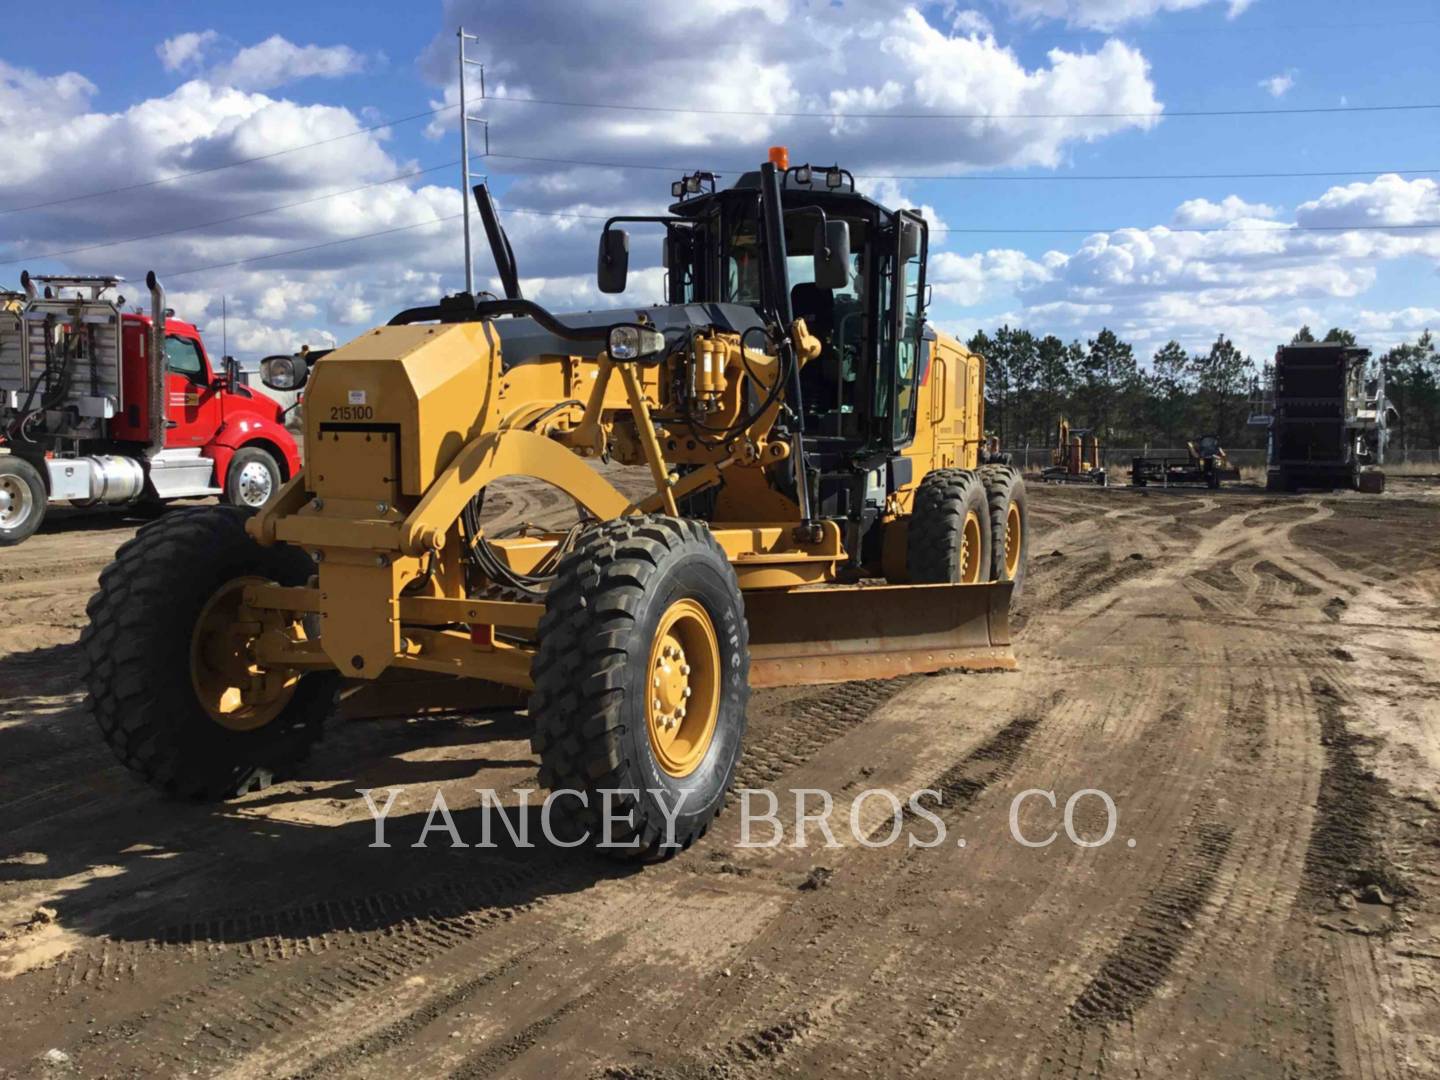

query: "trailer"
(1130, 436), (1241, 489)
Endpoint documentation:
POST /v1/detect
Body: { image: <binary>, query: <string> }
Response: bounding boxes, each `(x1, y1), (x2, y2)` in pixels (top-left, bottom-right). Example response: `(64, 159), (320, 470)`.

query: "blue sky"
(2, 0), (1437, 361)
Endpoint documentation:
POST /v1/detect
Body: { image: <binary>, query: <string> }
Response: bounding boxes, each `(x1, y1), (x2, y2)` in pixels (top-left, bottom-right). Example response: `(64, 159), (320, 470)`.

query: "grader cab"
(82, 150), (1028, 857)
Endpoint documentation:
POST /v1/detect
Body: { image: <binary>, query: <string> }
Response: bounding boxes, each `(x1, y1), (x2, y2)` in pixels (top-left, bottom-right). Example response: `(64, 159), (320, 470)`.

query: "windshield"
(723, 215), (867, 308)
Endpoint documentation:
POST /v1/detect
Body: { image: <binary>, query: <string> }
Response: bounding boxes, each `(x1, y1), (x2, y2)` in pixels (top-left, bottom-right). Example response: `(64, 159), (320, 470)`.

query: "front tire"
(529, 515), (749, 859)
(225, 446), (282, 509)
(0, 456), (47, 546)
(907, 468), (993, 584)
(81, 506), (337, 798)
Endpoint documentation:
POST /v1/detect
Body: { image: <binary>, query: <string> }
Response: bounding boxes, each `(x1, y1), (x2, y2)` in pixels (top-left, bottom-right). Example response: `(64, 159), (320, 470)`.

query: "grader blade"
(744, 581), (1016, 688)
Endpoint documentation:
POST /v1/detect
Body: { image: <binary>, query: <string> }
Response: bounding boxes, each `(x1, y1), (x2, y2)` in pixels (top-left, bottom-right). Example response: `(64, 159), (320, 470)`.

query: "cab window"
(165, 335), (206, 380)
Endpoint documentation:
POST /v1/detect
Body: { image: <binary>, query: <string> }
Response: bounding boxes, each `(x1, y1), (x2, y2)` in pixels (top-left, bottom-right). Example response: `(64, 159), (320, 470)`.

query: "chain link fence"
(1005, 445), (1440, 475)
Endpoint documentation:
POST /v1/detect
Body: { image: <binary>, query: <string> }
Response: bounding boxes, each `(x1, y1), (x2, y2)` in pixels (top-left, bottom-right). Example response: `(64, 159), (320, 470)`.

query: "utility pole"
(457, 27), (488, 296)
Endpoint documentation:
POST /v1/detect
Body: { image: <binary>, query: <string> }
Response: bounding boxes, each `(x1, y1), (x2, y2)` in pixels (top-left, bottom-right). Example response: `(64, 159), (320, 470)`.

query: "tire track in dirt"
(606, 607), (1188, 1080)
(1071, 515), (1387, 1079)
(1299, 677), (1411, 908)
(24, 680), (918, 1077)
(22, 862), (582, 1077)
(1067, 821), (1235, 1023)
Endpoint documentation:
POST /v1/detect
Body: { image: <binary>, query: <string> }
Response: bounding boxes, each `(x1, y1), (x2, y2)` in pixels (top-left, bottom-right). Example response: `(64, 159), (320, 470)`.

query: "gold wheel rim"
(959, 510), (983, 584)
(645, 598), (721, 778)
(190, 577), (299, 732)
(1004, 501), (1022, 578)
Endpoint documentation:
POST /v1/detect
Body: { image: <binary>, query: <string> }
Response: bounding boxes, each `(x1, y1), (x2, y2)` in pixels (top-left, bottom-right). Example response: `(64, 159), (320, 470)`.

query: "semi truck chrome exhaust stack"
(146, 270), (167, 457)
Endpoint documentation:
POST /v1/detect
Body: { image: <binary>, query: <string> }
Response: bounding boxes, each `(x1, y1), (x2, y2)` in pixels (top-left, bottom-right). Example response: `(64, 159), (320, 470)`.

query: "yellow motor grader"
(81, 150), (1027, 856)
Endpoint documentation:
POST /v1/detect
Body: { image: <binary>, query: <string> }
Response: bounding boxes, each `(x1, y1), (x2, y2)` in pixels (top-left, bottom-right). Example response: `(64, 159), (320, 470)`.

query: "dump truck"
(1263, 342), (1391, 493)
(0, 272), (301, 545)
(81, 150), (1027, 857)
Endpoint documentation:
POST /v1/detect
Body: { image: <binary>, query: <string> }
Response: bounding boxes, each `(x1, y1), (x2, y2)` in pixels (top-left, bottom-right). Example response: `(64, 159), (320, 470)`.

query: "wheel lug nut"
(654, 675), (661, 688)
(682, 687), (692, 698)
(653, 698), (662, 711)
(680, 664), (691, 675)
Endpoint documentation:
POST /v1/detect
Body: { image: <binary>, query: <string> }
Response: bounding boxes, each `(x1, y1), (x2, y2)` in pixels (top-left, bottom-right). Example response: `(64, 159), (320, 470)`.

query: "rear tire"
(81, 506), (337, 799)
(0, 456), (47, 546)
(225, 446), (282, 509)
(529, 515), (749, 859)
(907, 469), (993, 584)
(979, 465), (1028, 599)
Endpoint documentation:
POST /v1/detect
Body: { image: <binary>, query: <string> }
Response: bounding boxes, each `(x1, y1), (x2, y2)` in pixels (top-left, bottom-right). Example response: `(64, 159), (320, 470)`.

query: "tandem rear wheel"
(0, 455), (47, 546)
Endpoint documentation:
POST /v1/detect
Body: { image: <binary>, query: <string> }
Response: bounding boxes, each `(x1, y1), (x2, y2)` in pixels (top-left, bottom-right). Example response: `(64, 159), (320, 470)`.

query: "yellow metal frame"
(236, 305), (1005, 691)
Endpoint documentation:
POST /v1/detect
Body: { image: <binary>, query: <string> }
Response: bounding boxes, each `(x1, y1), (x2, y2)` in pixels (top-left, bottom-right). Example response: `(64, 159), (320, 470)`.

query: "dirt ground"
(1, 477), (1438, 1079)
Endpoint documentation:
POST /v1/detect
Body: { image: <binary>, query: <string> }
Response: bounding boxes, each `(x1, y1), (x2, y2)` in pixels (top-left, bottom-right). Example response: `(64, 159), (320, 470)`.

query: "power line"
(1026, 16), (1440, 38)
(932, 222), (1440, 234)
(154, 209), (1440, 283)
(485, 152), (1440, 183)
(481, 92), (1440, 122)
(3, 160), (474, 266)
(161, 214), (464, 280)
(498, 205), (1440, 234)
(10, 143), (1434, 269)
(0, 105), (458, 217)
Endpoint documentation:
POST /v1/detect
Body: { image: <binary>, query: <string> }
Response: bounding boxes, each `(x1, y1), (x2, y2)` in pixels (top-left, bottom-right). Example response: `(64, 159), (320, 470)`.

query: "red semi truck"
(0, 271), (300, 545)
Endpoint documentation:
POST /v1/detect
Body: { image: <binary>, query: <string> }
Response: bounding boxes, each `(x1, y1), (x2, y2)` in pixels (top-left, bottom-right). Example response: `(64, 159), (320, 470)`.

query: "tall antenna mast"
(457, 28), (488, 296)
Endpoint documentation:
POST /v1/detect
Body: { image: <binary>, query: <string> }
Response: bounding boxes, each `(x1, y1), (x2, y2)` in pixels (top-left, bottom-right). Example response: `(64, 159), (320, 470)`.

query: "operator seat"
(791, 282), (838, 421)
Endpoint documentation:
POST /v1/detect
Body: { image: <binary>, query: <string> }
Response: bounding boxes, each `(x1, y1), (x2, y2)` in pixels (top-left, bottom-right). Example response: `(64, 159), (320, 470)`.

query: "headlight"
(608, 324), (665, 361)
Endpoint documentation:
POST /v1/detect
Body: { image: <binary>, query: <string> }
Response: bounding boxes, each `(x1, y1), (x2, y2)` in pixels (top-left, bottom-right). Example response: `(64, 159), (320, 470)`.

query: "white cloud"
(997, 0), (1250, 31)
(1352, 308), (1440, 348)
(948, 8), (994, 35)
(7, 7), (1434, 374)
(1259, 70), (1295, 98)
(0, 60), (95, 125)
(945, 178), (1440, 359)
(157, 31), (219, 73)
(157, 31), (366, 91)
(423, 1), (1163, 174)
(1295, 174), (1440, 229)
(1173, 195), (1278, 226)
(210, 36), (367, 91)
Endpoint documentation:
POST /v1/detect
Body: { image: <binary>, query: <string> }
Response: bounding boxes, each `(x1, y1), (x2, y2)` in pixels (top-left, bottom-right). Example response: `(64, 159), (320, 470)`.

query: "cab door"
(889, 211), (928, 451)
(163, 333), (223, 448)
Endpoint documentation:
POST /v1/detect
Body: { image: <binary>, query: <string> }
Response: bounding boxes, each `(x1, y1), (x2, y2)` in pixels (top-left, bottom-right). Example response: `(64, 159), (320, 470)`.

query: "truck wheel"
(225, 447), (282, 509)
(530, 515), (749, 860)
(0, 456), (47, 546)
(907, 469), (992, 585)
(80, 506), (337, 799)
(980, 466), (1028, 599)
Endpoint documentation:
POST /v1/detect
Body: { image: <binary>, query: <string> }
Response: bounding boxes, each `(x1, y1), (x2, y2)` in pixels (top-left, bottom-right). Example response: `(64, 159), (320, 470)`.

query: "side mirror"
(261, 353), (309, 392)
(223, 355), (243, 387)
(900, 220), (922, 262)
(813, 220), (851, 291)
(597, 228), (630, 294)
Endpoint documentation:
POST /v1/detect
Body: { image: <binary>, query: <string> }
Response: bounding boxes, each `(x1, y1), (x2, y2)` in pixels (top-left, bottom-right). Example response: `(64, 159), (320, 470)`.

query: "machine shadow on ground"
(0, 694), (628, 951)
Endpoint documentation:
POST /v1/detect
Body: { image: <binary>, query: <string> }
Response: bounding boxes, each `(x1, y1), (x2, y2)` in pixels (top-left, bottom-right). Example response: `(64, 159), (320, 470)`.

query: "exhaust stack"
(146, 271), (167, 456)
